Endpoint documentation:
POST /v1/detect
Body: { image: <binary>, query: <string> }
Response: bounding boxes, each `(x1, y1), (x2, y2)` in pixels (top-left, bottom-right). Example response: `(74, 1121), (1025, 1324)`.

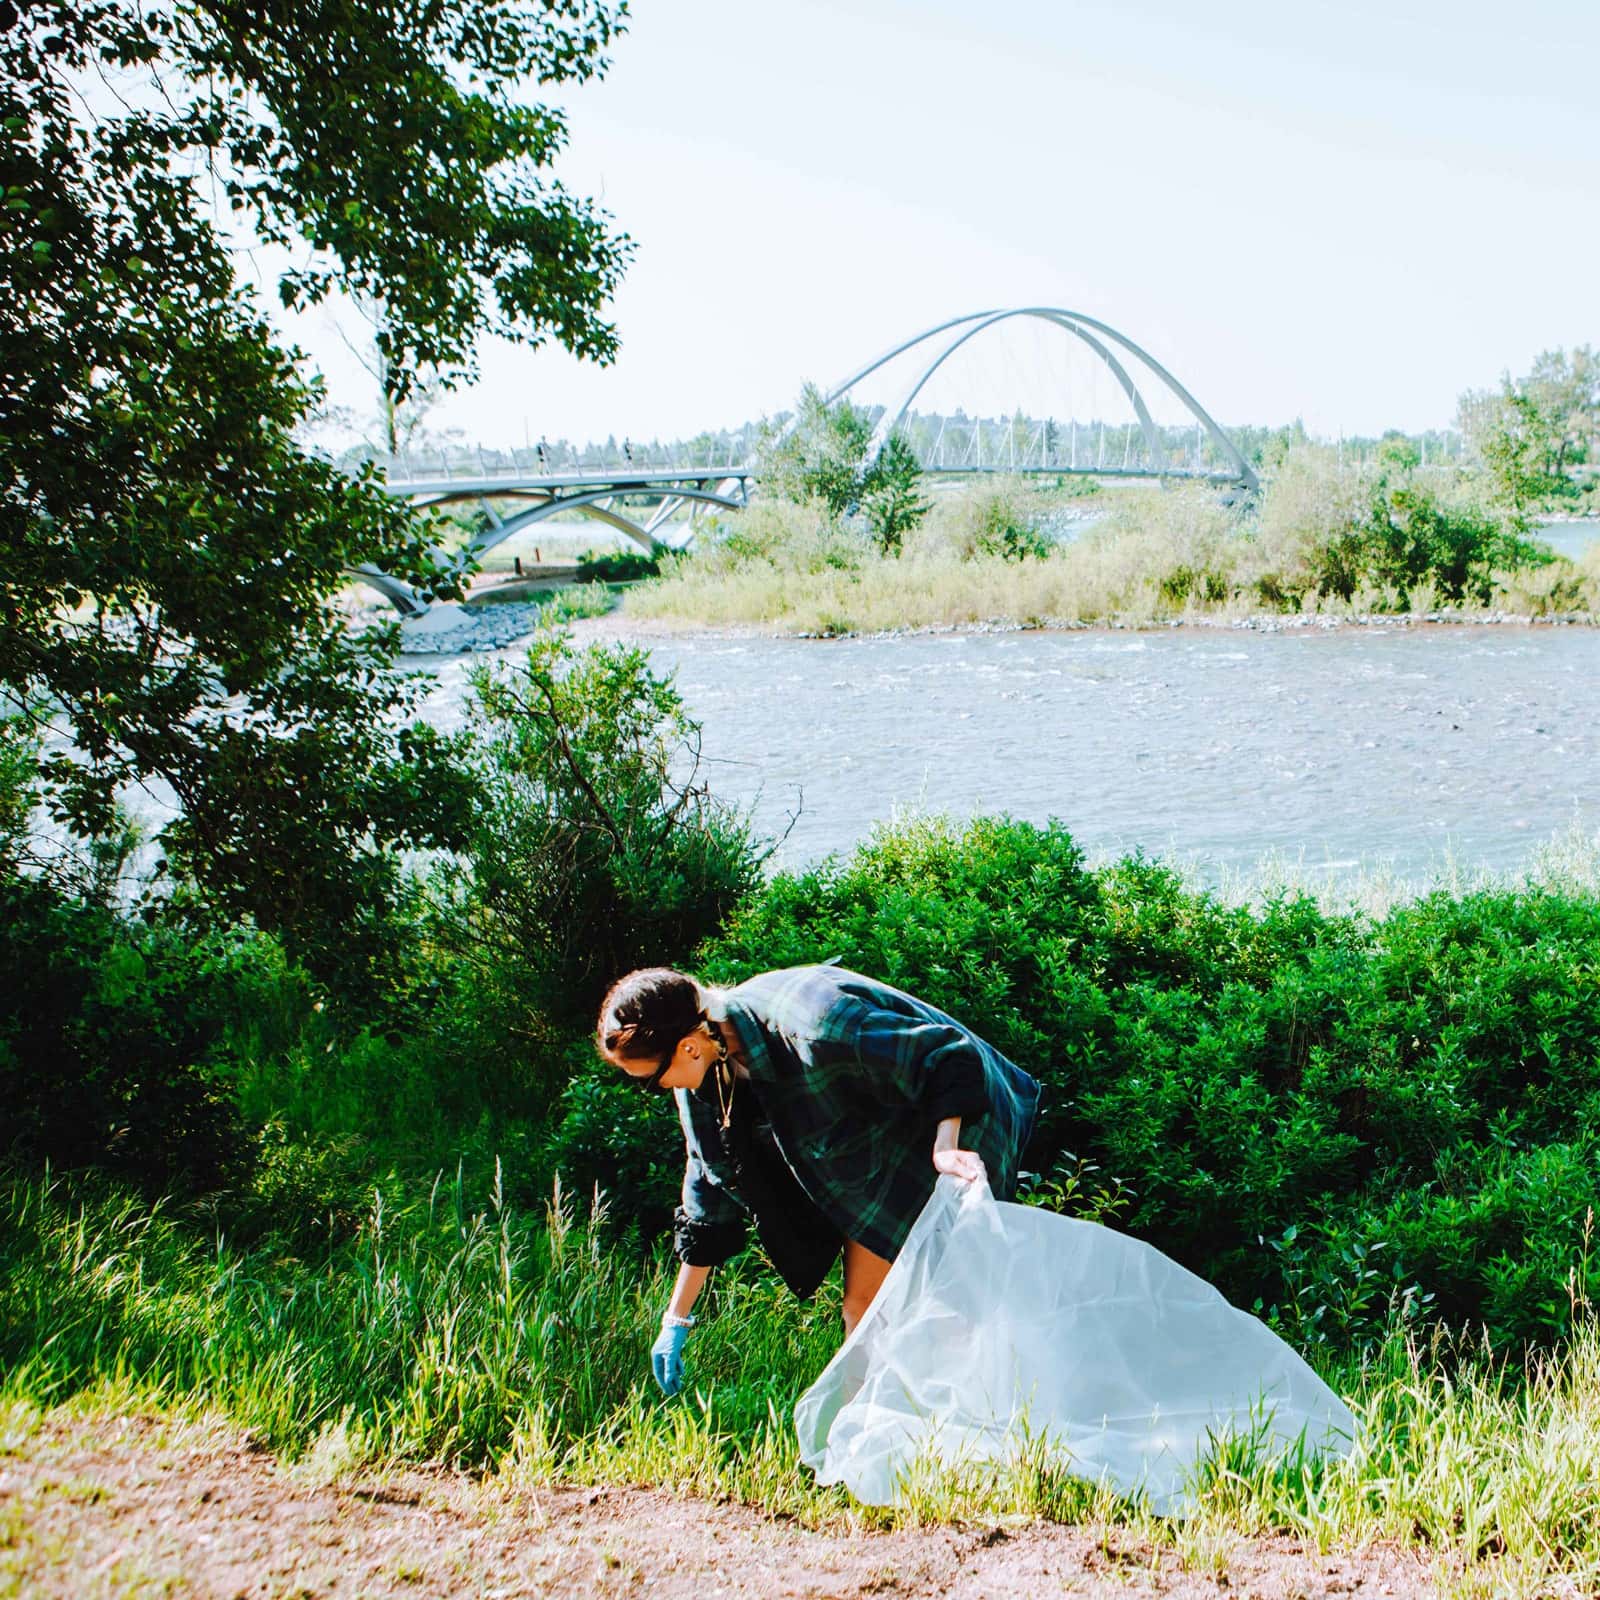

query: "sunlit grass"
(0, 1164), (841, 1479)
(7, 1164), (1600, 1592)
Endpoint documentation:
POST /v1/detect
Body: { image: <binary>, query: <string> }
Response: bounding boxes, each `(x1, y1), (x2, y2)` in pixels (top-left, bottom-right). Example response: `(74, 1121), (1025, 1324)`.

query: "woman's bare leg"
(841, 1238), (893, 1337)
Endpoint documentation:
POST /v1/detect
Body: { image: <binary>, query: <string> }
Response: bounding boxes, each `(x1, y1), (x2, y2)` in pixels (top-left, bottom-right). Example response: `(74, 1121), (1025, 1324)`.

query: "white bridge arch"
(825, 306), (1258, 493)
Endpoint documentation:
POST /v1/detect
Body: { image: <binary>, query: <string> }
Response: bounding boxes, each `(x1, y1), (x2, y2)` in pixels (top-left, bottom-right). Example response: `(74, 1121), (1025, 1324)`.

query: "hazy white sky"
(285, 0), (1599, 447)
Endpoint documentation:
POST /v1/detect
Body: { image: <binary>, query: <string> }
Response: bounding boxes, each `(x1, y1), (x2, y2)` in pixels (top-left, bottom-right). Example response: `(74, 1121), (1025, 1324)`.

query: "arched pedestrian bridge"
(357, 307), (1255, 613)
(821, 306), (1259, 492)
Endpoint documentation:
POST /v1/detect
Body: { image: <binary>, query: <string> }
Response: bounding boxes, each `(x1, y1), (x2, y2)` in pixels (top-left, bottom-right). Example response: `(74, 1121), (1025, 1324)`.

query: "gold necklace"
(710, 1033), (734, 1129)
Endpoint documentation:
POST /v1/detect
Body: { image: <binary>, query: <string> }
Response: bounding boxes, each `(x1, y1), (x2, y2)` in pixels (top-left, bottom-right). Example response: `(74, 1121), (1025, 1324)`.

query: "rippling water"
(426, 623), (1600, 885)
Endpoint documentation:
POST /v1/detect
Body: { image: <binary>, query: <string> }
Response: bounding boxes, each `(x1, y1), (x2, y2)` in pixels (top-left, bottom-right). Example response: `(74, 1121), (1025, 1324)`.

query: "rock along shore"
(397, 600), (556, 656)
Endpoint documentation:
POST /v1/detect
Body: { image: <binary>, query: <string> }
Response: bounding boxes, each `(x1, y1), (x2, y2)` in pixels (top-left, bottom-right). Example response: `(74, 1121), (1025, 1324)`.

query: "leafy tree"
(1463, 391), (1569, 517)
(860, 432), (931, 556)
(1, 1), (629, 982)
(1375, 430), (1421, 476)
(1459, 347), (1599, 515)
(1522, 347), (1599, 476)
(757, 385), (931, 552)
(757, 384), (878, 518)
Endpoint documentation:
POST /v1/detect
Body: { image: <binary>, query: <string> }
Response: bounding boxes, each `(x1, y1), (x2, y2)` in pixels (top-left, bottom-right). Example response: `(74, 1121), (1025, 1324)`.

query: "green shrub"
(1158, 563), (1230, 605)
(454, 630), (767, 1036)
(577, 546), (662, 583)
(684, 814), (1600, 1352)
(1342, 484), (1550, 606)
(542, 1045), (687, 1240)
(0, 879), (253, 1191)
(236, 995), (544, 1196)
(920, 478), (1056, 563)
(1255, 443), (1556, 610)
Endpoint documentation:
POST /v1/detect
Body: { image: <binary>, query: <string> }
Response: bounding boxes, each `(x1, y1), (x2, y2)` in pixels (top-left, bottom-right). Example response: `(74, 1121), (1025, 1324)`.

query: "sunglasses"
(625, 1015), (718, 1093)
(634, 1049), (676, 1093)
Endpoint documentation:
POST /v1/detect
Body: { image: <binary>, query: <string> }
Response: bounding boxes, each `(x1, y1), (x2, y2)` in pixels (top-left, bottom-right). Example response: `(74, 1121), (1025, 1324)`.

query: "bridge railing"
(376, 443), (759, 484)
(904, 413), (1245, 477)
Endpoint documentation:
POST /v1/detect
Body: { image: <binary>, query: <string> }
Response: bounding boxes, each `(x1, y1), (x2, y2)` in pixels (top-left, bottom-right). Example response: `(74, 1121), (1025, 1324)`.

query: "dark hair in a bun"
(597, 967), (703, 1065)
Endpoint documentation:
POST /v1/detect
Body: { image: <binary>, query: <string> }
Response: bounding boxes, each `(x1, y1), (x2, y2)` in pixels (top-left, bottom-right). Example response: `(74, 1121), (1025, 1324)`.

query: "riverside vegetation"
(628, 358), (1600, 636)
(7, 626), (1600, 1594)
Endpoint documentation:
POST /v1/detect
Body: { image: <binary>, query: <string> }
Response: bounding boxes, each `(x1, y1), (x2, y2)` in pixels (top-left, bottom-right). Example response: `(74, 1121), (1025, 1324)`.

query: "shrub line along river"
(422, 619), (1600, 892)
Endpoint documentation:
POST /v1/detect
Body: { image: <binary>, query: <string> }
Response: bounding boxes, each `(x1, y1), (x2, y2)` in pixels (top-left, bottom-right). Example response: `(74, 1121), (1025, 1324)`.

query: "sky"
(282, 0), (1600, 449)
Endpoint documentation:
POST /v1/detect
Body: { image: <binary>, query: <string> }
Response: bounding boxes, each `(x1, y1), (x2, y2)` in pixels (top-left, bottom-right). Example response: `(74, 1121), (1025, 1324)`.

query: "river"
(424, 620), (1600, 891)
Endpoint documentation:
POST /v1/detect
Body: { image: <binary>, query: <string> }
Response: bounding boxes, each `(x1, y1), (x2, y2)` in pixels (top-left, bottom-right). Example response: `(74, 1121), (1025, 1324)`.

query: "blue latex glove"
(651, 1321), (691, 1396)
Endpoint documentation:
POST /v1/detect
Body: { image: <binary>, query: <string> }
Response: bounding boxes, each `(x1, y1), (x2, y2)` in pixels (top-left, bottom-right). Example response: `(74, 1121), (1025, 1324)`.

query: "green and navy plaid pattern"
(675, 965), (1041, 1263)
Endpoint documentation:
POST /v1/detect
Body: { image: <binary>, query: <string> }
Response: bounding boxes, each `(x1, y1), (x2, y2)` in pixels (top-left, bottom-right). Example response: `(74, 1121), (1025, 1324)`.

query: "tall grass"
(8, 1164), (1600, 1592)
(1162, 1326), (1600, 1597)
(0, 1163), (843, 1514)
(624, 469), (1600, 635)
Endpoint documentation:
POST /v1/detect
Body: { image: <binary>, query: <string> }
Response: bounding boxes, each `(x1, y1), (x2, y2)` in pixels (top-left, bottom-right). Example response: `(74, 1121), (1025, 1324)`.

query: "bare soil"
(1, 1410), (1450, 1599)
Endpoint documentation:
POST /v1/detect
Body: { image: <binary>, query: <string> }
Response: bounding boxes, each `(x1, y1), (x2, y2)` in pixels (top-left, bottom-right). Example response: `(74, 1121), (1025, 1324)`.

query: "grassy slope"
(6, 1166), (1600, 1596)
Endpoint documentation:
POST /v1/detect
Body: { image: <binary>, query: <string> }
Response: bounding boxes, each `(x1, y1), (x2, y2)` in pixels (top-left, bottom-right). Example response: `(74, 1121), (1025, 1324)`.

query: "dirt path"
(1, 1410), (1448, 1599)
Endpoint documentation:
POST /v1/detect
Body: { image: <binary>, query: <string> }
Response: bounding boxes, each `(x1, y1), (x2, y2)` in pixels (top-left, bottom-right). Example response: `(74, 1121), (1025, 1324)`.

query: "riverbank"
(393, 593), (1600, 657)
(11, 786), (1600, 1599)
(563, 602), (1600, 649)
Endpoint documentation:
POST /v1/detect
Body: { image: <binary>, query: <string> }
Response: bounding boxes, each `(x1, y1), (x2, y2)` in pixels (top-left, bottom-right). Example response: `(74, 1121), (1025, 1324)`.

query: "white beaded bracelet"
(661, 1312), (697, 1330)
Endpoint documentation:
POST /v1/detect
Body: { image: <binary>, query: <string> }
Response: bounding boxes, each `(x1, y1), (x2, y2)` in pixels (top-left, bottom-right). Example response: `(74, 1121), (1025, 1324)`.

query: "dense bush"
(452, 630), (766, 1036)
(1249, 443), (1555, 612)
(577, 546), (663, 583)
(550, 813), (1600, 1352)
(1300, 482), (1550, 608)
(0, 878), (256, 1191)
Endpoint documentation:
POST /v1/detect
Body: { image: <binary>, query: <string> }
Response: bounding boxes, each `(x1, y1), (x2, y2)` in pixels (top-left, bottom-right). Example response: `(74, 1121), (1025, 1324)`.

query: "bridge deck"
(920, 465), (1243, 481)
(383, 463), (1240, 498)
(384, 467), (754, 497)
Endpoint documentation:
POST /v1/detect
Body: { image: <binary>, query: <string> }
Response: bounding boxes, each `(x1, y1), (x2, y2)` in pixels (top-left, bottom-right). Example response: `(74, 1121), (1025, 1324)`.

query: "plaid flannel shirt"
(674, 964), (1041, 1266)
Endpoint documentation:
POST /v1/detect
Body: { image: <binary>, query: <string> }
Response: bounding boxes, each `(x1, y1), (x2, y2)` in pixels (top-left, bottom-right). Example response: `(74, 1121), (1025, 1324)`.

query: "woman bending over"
(596, 962), (1041, 1395)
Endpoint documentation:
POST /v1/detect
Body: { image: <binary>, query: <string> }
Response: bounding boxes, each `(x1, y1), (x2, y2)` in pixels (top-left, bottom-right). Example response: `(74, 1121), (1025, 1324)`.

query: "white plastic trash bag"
(795, 1177), (1355, 1512)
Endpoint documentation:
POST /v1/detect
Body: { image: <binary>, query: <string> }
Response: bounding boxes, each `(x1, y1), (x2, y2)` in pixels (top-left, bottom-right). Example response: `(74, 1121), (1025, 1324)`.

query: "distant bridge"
(354, 466), (752, 616)
(355, 306), (1255, 612)
(822, 307), (1260, 492)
